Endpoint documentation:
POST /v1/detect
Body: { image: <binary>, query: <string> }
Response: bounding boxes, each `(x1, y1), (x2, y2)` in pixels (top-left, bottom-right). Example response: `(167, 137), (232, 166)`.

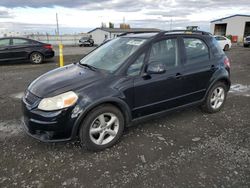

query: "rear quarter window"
(183, 38), (209, 64)
(210, 37), (225, 57)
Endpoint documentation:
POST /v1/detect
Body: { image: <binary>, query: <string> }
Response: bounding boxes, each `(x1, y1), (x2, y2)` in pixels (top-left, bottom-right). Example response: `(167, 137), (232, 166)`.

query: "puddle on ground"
(229, 84), (250, 97)
(0, 120), (22, 139)
(10, 92), (24, 99)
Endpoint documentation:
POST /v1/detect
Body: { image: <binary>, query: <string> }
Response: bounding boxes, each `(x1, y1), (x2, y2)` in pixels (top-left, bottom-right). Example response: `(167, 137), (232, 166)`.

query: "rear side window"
(0, 39), (10, 47)
(12, 39), (31, 45)
(215, 36), (226, 41)
(183, 38), (209, 64)
(211, 37), (225, 57)
(149, 38), (179, 69)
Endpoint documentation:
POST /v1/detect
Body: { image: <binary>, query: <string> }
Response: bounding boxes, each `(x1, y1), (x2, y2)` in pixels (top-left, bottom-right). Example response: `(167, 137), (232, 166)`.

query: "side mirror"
(147, 61), (166, 74)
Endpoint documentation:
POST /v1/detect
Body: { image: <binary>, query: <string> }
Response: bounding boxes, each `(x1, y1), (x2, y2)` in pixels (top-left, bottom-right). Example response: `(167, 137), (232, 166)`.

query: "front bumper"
(22, 98), (78, 142)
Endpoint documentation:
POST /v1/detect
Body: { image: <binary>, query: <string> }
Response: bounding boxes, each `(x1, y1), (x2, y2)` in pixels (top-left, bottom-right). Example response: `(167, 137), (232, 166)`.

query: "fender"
(70, 96), (132, 139)
(203, 69), (231, 100)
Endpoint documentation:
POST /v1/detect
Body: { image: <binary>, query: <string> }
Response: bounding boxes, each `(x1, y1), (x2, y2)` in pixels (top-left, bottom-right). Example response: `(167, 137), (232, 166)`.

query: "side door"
(131, 37), (184, 119)
(9, 38), (33, 60)
(0, 38), (12, 61)
(180, 36), (214, 103)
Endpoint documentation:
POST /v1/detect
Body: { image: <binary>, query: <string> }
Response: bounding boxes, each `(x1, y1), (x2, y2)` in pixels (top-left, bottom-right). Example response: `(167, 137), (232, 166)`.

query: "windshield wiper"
(80, 63), (97, 71)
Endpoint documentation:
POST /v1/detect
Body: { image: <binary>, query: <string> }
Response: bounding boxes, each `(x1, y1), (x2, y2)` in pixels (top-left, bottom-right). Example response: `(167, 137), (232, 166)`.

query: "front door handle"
(175, 73), (182, 80)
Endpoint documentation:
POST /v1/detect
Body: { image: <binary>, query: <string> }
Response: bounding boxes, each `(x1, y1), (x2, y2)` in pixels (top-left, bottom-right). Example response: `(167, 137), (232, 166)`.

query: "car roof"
(0, 36), (31, 40)
(120, 30), (212, 39)
(122, 32), (159, 39)
(0, 36), (44, 44)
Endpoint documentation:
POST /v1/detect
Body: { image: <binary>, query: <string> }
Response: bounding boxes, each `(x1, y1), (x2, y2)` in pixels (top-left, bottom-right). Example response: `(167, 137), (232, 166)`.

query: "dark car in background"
(22, 30), (231, 151)
(79, 37), (94, 47)
(243, 36), (250, 47)
(0, 37), (54, 64)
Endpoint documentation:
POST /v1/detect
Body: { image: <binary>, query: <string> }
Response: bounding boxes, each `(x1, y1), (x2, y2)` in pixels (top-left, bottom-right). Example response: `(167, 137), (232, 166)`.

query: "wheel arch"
(205, 76), (231, 99)
(28, 51), (44, 59)
(71, 98), (132, 139)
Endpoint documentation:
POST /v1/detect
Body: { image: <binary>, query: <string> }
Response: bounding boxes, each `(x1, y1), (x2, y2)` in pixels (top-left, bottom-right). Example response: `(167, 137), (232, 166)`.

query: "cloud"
(0, 10), (13, 18)
(0, 0), (249, 34)
(0, 0), (106, 8)
(0, 0), (249, 11)
(0, 22), (90, 34)
(128, 18), (210, 31)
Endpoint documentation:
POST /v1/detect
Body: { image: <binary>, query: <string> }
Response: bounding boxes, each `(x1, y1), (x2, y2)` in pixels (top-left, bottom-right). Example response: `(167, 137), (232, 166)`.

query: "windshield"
(80, 37), (146, 73)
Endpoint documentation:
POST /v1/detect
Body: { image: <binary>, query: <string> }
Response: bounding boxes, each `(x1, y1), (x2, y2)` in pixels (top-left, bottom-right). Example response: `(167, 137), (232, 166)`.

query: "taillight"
(44, 44), (52, 49)
(224, 57), (230, 68)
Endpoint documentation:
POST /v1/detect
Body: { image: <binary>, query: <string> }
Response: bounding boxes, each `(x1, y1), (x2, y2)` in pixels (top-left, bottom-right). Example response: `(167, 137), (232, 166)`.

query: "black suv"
(22, 30), (231, 151)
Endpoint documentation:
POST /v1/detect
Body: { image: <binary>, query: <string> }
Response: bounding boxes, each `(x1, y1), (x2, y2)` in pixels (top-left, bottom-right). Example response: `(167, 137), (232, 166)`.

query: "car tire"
(244, 44), (249, 48)
(224, 44), (229, 51)
(79, 104), (124, 151)
(30, 52), (43, 64)
(201, 82), (228, 113)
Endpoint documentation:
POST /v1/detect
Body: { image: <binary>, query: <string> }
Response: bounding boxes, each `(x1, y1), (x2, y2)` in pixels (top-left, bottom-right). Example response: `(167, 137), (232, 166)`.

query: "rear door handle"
(175, 73), (182, 80)
(211, 65), (216, 70)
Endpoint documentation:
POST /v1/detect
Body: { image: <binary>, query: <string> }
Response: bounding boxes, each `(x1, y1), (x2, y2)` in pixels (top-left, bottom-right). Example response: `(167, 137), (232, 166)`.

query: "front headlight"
(38, 91), (78, 111)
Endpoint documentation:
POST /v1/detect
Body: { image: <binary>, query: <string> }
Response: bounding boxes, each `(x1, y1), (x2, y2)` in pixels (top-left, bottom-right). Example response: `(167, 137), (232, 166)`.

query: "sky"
(0, 0), (250, 34)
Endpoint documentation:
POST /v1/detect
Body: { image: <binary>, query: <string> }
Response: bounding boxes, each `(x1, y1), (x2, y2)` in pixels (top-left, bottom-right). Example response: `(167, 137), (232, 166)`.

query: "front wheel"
(201, 82), (228, 113)
(30, 52), (43, 64)
(79, 104), (124, 151)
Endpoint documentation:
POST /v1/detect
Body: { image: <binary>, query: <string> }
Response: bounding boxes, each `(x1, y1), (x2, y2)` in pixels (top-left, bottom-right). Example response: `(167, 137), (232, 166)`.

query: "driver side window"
(127, 53), (145, 76)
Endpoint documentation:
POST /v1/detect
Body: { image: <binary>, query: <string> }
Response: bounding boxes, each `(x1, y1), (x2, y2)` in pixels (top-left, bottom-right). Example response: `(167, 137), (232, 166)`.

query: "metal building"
(88, 28), (160, 45)
(210, 14), (250, 42)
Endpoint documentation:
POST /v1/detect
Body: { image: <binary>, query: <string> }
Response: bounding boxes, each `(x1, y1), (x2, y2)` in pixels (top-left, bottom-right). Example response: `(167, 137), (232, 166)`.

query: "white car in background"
(214, 36), (232, 51)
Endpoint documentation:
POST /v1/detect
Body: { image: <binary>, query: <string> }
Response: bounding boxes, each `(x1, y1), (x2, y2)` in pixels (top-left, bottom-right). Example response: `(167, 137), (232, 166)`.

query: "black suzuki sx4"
(22, 30), (231, 151)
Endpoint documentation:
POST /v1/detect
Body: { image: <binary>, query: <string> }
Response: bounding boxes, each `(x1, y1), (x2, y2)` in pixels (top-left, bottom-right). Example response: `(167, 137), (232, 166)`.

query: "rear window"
(13, 39), (31, 45)
(183, 38), (209, 64)
(215, 36), (226, 41)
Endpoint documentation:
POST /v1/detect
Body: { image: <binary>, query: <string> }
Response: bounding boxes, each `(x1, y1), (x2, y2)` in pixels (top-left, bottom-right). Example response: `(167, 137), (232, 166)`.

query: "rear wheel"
(79, 104), (124, 151)
(30, 52), (43, 64)
(201, 82), (227, 113)
(224, 44), (229, 51)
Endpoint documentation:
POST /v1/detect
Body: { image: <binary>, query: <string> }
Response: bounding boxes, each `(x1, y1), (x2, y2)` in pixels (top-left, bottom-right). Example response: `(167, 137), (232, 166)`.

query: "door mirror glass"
(147, 61), (166, 74)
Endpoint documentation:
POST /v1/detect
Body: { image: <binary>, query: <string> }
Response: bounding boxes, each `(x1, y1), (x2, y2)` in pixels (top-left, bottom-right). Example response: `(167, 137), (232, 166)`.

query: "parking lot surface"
(0, 46), (249, 187)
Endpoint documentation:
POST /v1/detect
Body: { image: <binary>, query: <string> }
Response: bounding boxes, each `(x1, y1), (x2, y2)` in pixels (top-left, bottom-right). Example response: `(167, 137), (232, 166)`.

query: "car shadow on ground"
(0, 58), (56, 66)
(23, 106), (203, 152)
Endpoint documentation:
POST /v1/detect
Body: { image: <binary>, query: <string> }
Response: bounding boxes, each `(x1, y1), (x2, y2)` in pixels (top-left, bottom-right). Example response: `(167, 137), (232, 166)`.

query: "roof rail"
(118, 30), (161, 37)
(157, 30), (212, 37)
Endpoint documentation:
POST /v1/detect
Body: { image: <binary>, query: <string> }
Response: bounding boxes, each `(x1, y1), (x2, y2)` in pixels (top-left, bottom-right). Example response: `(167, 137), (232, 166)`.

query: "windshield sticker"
(127, 40), (145, 46)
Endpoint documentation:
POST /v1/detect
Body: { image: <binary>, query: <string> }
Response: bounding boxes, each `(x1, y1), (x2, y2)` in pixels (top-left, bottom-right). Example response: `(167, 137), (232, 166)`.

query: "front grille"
(24, 91), (40, 106)
(246, 38), (250, 41)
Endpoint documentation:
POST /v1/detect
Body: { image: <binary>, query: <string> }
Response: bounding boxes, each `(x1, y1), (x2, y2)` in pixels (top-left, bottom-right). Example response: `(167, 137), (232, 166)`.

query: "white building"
(88, 28), (160, 45)
(210, 14), (250, 42)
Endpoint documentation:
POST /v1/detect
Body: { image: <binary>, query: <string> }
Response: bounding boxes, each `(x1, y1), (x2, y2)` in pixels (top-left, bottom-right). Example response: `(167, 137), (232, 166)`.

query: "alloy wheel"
(89, 113), (119, 145)
(31, 53), (42, 64)
(210, 87), (225, 110)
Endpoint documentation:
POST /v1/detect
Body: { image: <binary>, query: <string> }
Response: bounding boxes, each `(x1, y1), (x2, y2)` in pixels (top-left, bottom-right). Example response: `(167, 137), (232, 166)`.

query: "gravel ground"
(0, 46), (249, 188)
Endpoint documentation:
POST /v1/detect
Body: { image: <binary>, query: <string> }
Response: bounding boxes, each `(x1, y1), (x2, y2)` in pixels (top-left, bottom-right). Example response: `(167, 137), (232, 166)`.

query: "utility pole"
(170, 17), (173, 30)
(56, 13), (60, 38)
(56, 13), (64, 67)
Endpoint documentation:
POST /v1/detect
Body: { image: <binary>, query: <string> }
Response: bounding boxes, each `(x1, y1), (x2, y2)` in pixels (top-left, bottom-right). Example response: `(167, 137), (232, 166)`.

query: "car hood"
(28, 63), (104, 98)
